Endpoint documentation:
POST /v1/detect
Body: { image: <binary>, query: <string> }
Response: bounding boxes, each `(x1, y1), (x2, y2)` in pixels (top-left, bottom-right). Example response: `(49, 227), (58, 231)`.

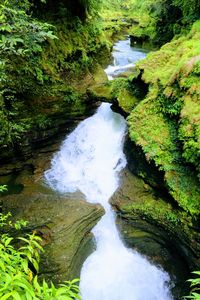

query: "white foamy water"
(105, 38), (147, 80)
(45, 38), (173, 300)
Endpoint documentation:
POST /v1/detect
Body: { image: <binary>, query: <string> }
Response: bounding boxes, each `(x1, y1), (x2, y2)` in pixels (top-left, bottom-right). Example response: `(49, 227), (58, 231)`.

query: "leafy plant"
(185, 271), (200, 300)
(0, 0), (57, 147)
(0, 211), (81, 299)
(0, 185), (7, 193)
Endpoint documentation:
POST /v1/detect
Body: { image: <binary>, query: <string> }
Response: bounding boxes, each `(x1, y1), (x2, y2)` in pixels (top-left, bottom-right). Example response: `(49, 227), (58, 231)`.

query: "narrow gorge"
(0, 0), (200, 299)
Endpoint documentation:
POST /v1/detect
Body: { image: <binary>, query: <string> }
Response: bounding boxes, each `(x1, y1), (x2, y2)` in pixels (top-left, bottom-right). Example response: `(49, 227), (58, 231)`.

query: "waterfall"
(44, 38), (173, 300)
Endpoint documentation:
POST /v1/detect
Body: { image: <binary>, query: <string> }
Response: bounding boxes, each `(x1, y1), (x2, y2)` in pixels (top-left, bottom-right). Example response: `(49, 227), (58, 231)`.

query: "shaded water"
(45, 38), (173, 300)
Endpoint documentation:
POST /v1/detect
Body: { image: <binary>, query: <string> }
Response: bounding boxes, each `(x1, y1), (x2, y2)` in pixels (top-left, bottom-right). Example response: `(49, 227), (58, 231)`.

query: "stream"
(45, 37), (173, 300)
(104, 38), (147, 80)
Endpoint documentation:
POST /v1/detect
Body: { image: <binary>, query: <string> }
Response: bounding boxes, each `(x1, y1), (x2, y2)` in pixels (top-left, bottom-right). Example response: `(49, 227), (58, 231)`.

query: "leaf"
(33, 276), (41, 293)
(4, 237), (13, 247)
(0, 260), (6, 271)
(18, 237), (29, 244)
(1, 292), (14, 300)
(25, 291), (33, 300)
(10, 291), (21, 300)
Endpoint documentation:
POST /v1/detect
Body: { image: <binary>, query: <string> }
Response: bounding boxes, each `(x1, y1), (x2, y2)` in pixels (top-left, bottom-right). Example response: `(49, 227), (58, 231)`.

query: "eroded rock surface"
(110, 169), (197, 298)
(1, 150), (104, 282)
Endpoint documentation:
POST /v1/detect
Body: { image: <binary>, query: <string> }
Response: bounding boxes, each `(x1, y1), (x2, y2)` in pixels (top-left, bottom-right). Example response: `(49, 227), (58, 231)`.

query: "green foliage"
(81, 0), (103, 14)
(33, 114), (52, 130)
(126, 0), (200, 46)
(173, 0), (200, 23)
(101, 0), (121, 11)
(185, 271), (200, 300)
(0, 3), (57, 56)
(127, 98), (200, 215)
(0, 0), (108, 149)
(0, 0), (58, 146)
(127, 22), (200, 215)
(0, 185), (7, 193)
(0, 212), (81, 299)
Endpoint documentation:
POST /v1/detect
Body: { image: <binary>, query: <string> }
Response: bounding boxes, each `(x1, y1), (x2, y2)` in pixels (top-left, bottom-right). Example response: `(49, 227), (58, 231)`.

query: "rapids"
(45, 37), (173, 300)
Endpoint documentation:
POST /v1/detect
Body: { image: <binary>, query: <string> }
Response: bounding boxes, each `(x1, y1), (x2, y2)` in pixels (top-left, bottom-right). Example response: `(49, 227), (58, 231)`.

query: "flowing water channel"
(104, 38), (147, 80)
(45, 38), (173, 300)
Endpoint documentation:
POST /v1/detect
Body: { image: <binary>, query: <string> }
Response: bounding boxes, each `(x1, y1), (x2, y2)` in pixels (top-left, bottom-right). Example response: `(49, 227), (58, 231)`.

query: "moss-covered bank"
(127, 21), (200, 215)
(110, 169), (195, 298)
(0, 0), (113, 173)
(104, 16), (200, 285)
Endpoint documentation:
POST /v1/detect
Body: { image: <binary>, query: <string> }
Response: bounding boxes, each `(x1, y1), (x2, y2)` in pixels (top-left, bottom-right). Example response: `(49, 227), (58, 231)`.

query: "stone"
(110, 168), (198, 299)
(1, 143), (104, 283)
(2, 188), (104, 282)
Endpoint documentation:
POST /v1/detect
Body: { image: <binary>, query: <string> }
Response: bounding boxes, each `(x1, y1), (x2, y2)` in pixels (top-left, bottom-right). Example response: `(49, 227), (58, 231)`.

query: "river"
(104, 38), (147, 80)
(44, 37), (173, 300)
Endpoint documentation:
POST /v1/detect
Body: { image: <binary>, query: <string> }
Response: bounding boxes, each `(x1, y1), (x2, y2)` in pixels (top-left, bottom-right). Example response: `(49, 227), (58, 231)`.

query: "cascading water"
(104, 38), (147, 80)
(45, 38), (173, 300)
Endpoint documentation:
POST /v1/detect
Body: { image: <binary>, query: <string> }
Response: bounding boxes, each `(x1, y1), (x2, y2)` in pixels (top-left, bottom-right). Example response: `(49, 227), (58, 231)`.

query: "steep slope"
(127, 21), (200, 215)
(0, 0), (110, 170)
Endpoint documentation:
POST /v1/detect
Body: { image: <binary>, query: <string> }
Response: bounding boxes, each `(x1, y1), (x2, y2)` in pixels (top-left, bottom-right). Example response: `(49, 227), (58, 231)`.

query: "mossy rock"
(2, 186), (104, 282)
(116, 88), (138, 114)
(87, 83), (113, 102)
(127, 98), (200, 215)
(122, 21), (200, 216)
(110, 169), (200, 299)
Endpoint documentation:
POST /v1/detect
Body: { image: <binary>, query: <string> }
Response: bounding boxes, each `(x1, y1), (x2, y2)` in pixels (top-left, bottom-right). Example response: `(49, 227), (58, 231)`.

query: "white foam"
(45, 103), (172, 300)
(45, 37), (173, 300)
(104, 38), (147, 80)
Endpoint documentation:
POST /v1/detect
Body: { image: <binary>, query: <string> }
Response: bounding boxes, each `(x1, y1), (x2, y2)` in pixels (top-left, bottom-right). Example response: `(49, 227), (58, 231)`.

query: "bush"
(0, 212), (81, 299)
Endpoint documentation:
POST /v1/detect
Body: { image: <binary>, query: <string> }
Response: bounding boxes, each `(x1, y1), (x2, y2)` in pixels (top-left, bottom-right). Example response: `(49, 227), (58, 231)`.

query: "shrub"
(0, 212), (81, 299)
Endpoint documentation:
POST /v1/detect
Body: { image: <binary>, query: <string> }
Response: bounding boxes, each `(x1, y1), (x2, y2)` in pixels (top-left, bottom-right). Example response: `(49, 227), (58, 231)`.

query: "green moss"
(179, 96), (200, 180)
(120, 196), (195, 244)
(0, 1), (112, 149)
(114, 170), (192, 235)
(88, 83), (113, 102)
(126, 22), (200, 215)
(128, 98), (200, 215)
(88, 76), (140, 112)
(111, 77), (140, 112)
(117, 88), (138, 113)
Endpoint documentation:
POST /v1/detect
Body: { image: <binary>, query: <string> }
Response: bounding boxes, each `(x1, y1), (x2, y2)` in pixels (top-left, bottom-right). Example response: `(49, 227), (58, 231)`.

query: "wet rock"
(110, 169), (199, 299)
(0, 97), (99, 176)
(0, 146), (105, 282)
(0, 61), (108, 176)
(2, 188), (104, 282)
(124, 135), (167, 191)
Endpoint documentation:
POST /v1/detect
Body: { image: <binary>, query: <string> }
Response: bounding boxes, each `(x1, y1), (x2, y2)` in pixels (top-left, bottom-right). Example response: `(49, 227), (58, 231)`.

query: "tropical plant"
(185, 271), (200, 300)
(0, 211), (81, 299)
